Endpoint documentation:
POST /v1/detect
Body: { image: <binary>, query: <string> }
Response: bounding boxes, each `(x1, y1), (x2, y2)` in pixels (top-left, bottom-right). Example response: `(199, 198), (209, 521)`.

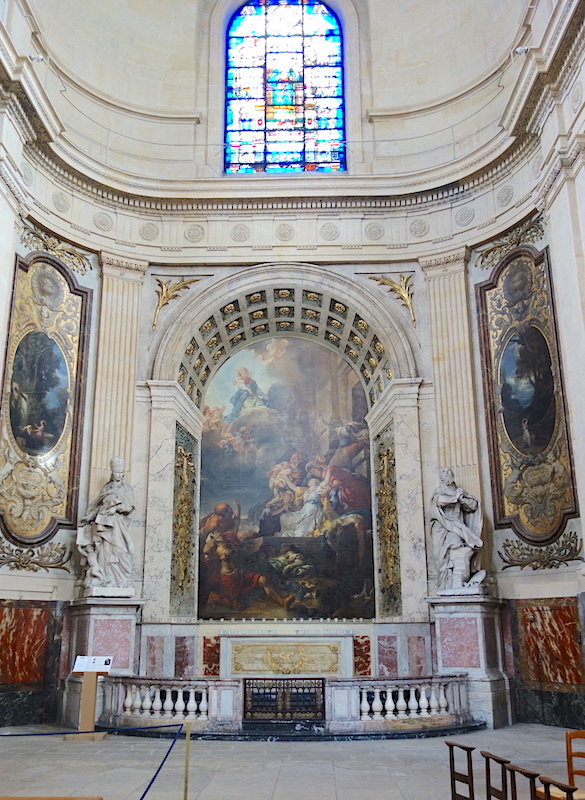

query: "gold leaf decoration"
(499, 531), (584, 570)
(369, 274), (416, 326)
(21, 223), (91, 274)
(0, 539), (71, 572)
(477, 218), (544, 271)
(152, 277), (200, 330)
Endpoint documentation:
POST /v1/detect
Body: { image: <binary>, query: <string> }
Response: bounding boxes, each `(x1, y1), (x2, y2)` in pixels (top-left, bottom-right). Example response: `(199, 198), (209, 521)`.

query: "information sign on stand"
(69, 655), (113, 740)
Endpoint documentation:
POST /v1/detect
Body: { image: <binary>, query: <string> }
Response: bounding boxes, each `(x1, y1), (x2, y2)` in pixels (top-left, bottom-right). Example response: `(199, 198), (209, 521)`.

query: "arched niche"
(141, 265), (427, 624)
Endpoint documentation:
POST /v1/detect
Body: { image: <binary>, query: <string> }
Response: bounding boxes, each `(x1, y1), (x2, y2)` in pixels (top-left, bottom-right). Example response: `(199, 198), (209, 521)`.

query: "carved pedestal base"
(427, 594), (511, 729)
(61, 596), (143, 728)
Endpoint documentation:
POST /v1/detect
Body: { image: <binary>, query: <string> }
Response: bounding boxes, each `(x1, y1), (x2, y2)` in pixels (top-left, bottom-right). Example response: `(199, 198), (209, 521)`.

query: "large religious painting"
(198, 336), (374, 620)
(477, 247), (577, 544)
(0, 254), (91, 544)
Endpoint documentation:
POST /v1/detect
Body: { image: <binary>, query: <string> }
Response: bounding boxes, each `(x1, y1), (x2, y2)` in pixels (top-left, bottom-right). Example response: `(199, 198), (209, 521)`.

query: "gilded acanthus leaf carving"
(499, 531), (584, 570)
(20, 223), (91, 274)
(369, 274), (416, 326)
(0, 539), (71, 572)
(477, 218), (544, 271)
(152, 278), (200, 330)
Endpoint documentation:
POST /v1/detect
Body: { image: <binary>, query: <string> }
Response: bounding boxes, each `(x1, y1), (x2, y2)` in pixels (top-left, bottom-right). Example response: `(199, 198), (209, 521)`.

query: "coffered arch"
(151, 263), (419, 410)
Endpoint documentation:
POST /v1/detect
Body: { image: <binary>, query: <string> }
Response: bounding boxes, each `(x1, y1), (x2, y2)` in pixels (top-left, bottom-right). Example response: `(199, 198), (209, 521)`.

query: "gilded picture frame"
(476, 246), (577, 544)
(0, 253), (91, 545)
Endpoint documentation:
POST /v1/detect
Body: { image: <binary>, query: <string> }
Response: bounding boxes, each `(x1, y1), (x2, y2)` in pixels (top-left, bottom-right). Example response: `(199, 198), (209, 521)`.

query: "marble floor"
(0, 723), (578, 800)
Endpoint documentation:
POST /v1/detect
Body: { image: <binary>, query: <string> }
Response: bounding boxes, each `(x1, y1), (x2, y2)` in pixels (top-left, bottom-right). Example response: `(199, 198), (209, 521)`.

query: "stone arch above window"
(225, 0), (346, 174)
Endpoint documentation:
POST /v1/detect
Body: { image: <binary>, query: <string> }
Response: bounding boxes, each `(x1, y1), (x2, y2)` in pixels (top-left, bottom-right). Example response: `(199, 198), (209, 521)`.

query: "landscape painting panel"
(198, 336), (374, 620)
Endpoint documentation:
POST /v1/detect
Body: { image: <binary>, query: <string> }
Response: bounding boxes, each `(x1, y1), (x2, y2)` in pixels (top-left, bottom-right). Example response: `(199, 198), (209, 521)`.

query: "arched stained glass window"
(225, 0), (346, 173)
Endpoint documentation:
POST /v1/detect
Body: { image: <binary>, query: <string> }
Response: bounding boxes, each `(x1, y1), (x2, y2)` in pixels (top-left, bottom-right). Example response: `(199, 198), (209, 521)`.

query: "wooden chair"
(481, 750), (511, 800)
(445, 740), (476, 800)
(535, 731), (585, 800)
(539, 776), (579, 799)
(505, 762), (540, 800)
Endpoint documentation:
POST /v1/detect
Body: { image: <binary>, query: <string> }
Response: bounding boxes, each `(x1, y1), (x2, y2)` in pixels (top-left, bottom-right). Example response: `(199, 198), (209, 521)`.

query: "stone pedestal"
(427, 594), (511, 728)
(61, 596), (143, 728)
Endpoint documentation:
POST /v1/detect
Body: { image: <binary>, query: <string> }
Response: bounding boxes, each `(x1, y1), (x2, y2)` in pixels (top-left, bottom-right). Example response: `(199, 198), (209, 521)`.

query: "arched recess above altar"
(136, 263), (428, 628)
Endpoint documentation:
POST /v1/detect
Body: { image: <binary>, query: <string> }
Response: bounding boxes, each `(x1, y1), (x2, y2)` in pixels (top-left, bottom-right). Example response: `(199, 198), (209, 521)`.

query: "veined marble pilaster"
(420, 247), (481, 499)
(142, 381), (203, 623)
(88, 251), (148, 496)
(367, 379), (428, 622)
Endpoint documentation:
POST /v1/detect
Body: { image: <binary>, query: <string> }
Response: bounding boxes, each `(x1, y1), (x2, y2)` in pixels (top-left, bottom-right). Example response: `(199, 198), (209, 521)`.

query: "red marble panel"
(440, 617), (480, 669)
(0, 607), (49, 684)
(202, 636), (220, 677)
(353, 635), (371, 676)
(517, 599), (584, 689)
(377, 635), (398, 678)
(92, 618), (132, 670)
(146, 636), (165, 677)
(407, 636), (427, 677)
(175, 636), (195, 679)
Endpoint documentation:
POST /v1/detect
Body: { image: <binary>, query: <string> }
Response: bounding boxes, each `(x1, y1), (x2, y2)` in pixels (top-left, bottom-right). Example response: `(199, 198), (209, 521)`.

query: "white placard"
(72, 655), (113, 673)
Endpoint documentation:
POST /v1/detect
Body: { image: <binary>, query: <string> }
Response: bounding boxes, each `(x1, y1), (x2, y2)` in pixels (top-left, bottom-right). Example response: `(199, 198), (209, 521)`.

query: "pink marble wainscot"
(377, 635), (398, 678)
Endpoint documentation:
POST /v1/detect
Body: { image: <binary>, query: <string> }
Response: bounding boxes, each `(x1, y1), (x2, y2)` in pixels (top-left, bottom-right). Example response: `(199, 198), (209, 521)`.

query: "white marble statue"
(430, 467), (485, 593)
(77, 456), (135, 590)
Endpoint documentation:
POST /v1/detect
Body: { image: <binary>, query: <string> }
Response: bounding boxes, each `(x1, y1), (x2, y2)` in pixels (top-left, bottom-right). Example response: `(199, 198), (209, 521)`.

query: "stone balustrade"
(357, 675), (469, 727)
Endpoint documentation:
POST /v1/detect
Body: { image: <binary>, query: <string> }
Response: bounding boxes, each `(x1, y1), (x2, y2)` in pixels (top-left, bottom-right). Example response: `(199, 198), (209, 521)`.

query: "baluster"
(396, 687), (408, 719)
(152, 686), (163, 718)
(162, 687), (174, 718)
(186, 687), (197, 720)
(174, 686), (186, 718)
(132, 684), (143, 715)
(123, 684), (134, 714)
(198, 687), (208, 721)
(141, 685), (153, 717)
(384, 686), (396, 718)
(408, 685), (419, 717)
(359, 688), (371, 720)
(429, 683), (439, 716)
(419, 684), (430, 717)
(438, 683), (448, 714)
(371, 687), (383, 720)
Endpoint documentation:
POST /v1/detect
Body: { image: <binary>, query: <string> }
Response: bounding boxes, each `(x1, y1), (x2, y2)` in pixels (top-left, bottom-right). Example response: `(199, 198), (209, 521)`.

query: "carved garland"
(499, 531), (584, 570)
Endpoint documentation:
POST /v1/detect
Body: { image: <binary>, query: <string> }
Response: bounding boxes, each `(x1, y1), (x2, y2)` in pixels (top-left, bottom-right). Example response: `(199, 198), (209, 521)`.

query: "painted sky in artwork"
(198, 336), (375, 620)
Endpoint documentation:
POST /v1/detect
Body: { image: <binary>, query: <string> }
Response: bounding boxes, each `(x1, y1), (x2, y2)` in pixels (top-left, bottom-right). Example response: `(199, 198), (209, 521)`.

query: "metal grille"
(244, 678), (325, 720)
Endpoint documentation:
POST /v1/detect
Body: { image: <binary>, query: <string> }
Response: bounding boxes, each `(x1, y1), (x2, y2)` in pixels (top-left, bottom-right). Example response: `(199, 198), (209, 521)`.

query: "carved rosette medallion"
(230, 224), (251, 242)
(0, 255), (90, 544)
(319, 222), (340, 241)
(52, 192), (70, 213)
(139, 222), (159, 241)
(409, 218), (429, 238)
(185, 224), (205, 243)
(93, 212), (113, 231)
(476, 247), (577, 544)
(496, 185), (514, 207)
(364, 222), (384, 240)
(455, 207), (475, 227)
(375, 424), (401, 616)
(275, 223), (295, 241)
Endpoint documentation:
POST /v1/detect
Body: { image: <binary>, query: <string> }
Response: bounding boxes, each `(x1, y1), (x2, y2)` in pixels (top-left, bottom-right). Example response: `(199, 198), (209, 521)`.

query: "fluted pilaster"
(88, 251), (148, 496)
(420, 247), (481, 498)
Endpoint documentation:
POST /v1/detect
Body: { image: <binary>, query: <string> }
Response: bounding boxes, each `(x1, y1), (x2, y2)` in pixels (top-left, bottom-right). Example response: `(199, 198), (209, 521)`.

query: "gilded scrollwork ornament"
(375, 424), (401, 616)
(0, 254), (90, 544)
(499, 531), (584, 570)
(477, 217), (544, 271)
(170, 426), (198, 616)
(20, 222), (91, 274)
(0, 539), (71, 572)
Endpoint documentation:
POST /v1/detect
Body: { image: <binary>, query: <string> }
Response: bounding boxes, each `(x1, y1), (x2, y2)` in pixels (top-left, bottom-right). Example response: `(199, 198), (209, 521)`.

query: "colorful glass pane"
(225, 0), (346, 173)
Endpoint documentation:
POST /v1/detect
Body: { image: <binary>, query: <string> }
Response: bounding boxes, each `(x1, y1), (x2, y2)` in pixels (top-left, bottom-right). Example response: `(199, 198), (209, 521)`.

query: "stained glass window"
(225, 0), (346, 173)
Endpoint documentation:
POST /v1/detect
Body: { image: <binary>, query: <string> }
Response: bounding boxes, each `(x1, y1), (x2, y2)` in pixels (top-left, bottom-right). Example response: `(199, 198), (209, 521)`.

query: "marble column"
(367, 378), (428, 622)
(88, 251), (148, 496)
(420, 247), (482, 499)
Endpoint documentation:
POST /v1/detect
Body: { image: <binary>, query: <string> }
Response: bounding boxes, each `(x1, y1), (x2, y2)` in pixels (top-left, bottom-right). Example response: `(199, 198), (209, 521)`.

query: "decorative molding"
(476, 217), (544, 271)
(499, 531), (584, 570)
(419, 246), (470, 273)
(0, 539), (71, 572)
(20, 221), (91, 274)
(152, 277), (200, 330)
(99, 251), (148, 274)
(369, 274), (416, 327)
